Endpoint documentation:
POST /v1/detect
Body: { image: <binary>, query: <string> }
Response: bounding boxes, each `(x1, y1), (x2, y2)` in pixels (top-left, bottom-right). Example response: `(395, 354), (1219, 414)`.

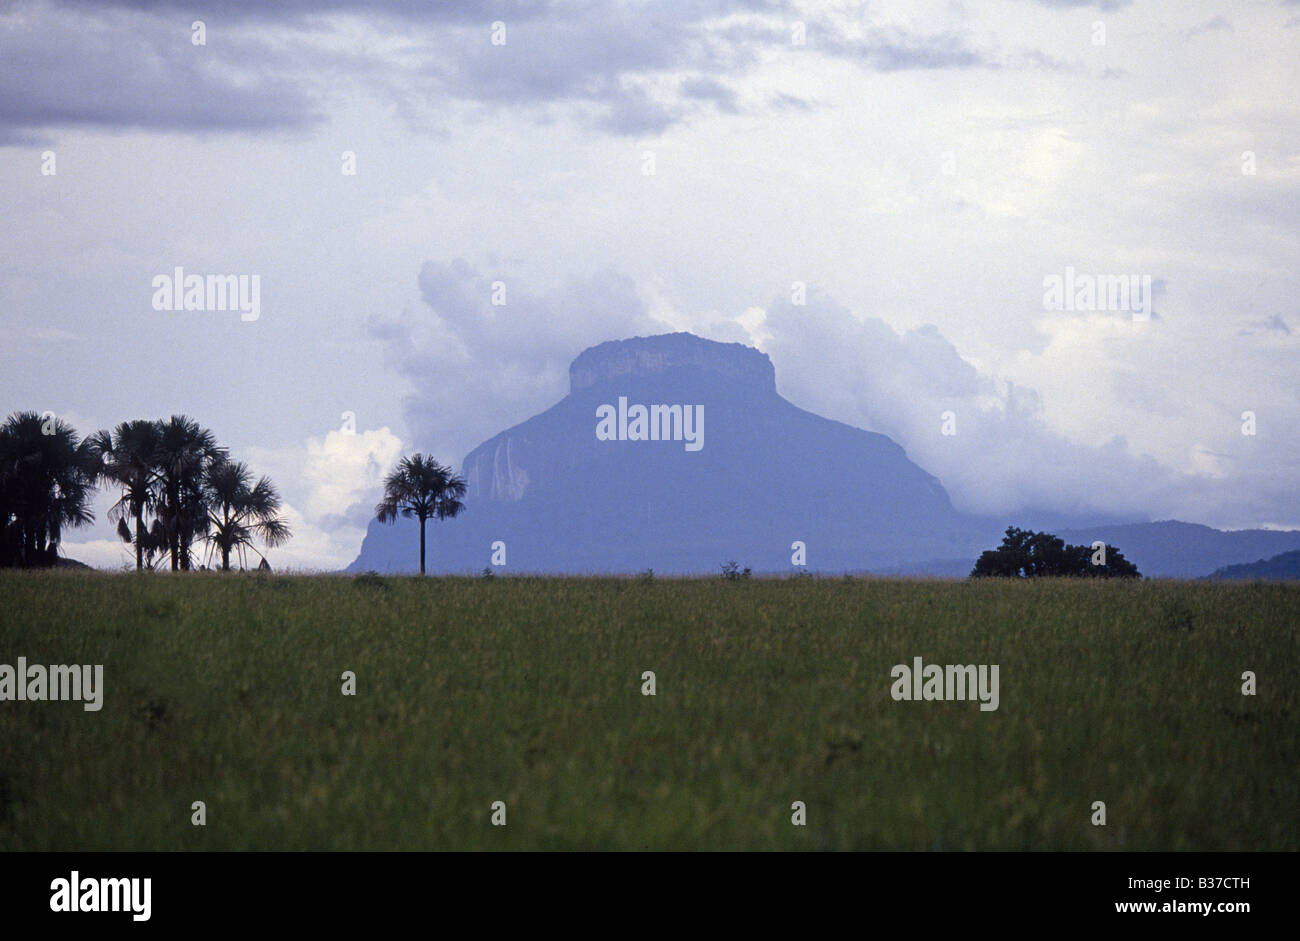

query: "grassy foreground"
(0, 571), (1295, 851)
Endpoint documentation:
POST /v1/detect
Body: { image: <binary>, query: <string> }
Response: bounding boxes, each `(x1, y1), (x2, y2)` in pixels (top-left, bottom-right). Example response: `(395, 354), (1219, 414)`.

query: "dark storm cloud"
(0, 0), (1061, 141)
(0, 3), (321, 138)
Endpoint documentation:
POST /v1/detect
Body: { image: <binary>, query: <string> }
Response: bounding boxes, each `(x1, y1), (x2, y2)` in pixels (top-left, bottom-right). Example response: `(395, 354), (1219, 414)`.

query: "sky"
(1, 0), (1296, 570)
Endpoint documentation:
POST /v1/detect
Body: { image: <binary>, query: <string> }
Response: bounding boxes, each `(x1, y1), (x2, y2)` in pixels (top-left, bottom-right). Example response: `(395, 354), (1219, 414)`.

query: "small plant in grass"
(720, 560), (751, 581)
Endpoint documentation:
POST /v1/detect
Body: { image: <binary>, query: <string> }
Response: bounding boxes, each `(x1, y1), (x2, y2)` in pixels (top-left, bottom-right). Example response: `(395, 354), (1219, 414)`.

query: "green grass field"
(0, 571), (1295, 850)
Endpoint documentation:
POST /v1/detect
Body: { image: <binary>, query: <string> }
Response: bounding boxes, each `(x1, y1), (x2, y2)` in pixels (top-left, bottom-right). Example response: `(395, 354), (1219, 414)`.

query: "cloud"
(1028, 0), (1132, 9)
(370, 258), (671, 465)
(588, 81), (684, 136)
(302, 427), (405, 523)
(60, 0), (554, 22)
(750, 288), (1292, 527)
(1241, 314), (1292, 337)
(258, 502), (361, 572)
(243, 426), (404, 569)
(679, 76), (740, 114)
(815, 27), (993, 71)
(2, 0), (1054, 142)
(0, 3), (322, 141)
(1181, 16), (1233, 40)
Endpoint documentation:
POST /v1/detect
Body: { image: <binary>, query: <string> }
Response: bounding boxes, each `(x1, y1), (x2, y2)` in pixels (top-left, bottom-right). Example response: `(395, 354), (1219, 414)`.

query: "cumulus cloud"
(369, 258), (671, 465)
(752, 289), (1297, 528)
(302, 427), (405, 524)
(245, 425), (404, 570)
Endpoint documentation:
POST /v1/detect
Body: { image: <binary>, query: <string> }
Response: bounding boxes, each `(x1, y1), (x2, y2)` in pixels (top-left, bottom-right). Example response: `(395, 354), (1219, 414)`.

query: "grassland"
(0, 571), (1295, 850)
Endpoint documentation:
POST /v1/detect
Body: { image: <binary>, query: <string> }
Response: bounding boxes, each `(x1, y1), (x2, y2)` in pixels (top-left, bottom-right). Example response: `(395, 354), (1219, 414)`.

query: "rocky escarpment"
(569, 333), (776, 394)
(463, 333), (781, 504)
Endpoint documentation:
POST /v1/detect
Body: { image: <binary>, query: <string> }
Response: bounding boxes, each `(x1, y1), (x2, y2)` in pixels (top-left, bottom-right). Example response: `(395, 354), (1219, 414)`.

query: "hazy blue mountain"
(1054, 522), (1300, 579)
(1202, 549), (1300, 581)
(348, 333), (1299, 577)
(889, 524), (1300, 579)
(351, 332), (992, 573)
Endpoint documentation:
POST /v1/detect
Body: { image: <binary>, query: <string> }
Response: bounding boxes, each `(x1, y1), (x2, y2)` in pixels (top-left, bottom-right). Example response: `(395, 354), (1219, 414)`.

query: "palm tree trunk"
(419, 515), (426, 575)
(169, 484), (180, 570)
(221, 506), (232, 571)
(134, 507), (144, 571)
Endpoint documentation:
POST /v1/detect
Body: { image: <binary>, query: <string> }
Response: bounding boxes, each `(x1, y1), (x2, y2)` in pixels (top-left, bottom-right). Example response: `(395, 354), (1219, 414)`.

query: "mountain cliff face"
(351, 332), (987, 573)
(348, 332), (1300, 575)
(569, 333), (776, 395)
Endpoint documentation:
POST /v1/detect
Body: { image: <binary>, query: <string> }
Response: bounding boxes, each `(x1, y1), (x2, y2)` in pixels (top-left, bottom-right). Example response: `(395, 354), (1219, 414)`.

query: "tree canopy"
(971, 527), (1141, 578)
(375, 453), (467, 575)
(2, 410), (288, 571)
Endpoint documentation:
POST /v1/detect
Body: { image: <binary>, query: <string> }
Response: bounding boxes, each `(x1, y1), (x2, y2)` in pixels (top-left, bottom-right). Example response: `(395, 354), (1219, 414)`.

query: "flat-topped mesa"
(568, 332), (777, 395)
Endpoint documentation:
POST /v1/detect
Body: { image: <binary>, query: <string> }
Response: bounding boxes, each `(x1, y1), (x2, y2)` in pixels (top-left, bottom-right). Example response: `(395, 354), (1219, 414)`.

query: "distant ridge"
(1202, 549), (1300, 581)
(1056, 521), (1300, 579)
(348, 334), (1300, 577)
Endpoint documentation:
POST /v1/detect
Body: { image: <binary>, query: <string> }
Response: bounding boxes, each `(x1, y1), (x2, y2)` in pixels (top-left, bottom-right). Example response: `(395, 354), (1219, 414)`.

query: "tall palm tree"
(88, 420), (163, 571)
(374, 454), (466, 575)
(0, 411), (99, 567)
(155, 415), (224, 570)
(201, 459), (291, 571)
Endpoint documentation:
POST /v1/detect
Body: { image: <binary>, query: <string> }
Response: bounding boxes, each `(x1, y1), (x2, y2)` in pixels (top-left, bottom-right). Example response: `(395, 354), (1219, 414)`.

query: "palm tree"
(374, 453), (466, 575)
(88, 420), (163, 571)
(201, 459), (291, 571)
(155, 415), (224, 570)
(0, 411), (99, 567)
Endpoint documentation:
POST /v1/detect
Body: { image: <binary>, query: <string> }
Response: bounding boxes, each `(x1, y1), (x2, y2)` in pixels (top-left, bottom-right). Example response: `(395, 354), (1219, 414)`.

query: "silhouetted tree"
(374, 454), (467, 575)
(201, 459), (291, 571)
(4, 411), (289, 572)
(971, 526), (1140, 578)
(89, 420), (163, 571)
(0, 411), (99, 567)
(155, 415), (224, 570)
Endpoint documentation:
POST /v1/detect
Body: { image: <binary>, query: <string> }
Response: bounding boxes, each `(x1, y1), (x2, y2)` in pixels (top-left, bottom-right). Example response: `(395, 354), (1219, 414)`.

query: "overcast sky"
(2, 0), (1296, 569)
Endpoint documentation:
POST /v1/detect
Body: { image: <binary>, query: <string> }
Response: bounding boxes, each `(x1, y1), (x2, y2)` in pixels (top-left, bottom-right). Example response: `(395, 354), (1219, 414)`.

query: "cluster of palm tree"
(0, 411), (290, 571)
